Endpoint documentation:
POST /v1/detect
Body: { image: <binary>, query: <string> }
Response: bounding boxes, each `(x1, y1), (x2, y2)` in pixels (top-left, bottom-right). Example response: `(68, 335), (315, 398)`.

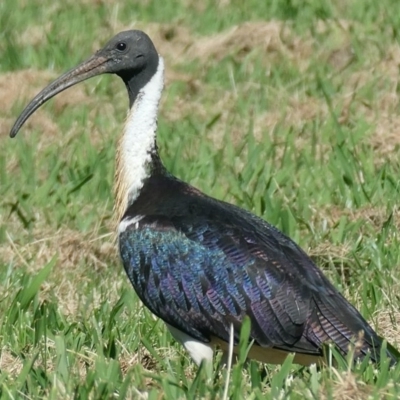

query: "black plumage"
(120, 170), (398, 364)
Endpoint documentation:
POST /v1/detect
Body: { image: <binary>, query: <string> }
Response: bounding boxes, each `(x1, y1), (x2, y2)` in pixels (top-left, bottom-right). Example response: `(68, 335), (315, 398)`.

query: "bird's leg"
(166, 324), (214, 378)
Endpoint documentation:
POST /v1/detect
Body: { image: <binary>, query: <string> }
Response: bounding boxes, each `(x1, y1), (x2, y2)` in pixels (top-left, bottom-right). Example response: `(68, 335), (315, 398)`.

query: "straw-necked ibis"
(10, 30), (399, 367)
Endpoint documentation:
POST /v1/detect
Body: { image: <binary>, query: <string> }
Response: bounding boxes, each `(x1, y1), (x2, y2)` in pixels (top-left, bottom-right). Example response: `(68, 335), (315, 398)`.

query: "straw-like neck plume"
(114, 57), (165, 222)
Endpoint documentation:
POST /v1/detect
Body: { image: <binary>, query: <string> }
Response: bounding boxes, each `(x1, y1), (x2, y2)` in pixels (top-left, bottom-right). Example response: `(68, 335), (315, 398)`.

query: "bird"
(9, 30), (399, 368)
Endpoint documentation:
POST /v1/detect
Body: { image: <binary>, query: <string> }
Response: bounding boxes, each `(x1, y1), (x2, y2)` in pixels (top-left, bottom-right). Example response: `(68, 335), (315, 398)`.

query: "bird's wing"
(119, 214), (316, 354)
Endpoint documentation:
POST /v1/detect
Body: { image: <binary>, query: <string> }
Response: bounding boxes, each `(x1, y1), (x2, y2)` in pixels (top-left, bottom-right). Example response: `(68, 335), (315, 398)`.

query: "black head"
(9, 30), (160, 138)
(100, 30), (159, 81)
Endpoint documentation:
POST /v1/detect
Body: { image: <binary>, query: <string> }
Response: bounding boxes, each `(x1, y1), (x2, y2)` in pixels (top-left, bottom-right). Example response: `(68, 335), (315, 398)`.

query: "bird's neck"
(114, 57), (165, 222)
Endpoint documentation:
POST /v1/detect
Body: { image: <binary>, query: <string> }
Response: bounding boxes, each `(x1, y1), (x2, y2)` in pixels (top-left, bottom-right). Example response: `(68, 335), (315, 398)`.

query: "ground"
(1, 0), (400, 398)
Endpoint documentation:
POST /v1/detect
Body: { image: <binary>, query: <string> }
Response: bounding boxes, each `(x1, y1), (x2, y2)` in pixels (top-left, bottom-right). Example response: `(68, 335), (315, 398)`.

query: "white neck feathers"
(115, 57), (164, 222)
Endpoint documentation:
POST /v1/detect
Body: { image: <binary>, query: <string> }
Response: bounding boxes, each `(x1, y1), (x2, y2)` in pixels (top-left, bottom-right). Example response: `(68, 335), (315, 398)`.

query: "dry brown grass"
(311, 205), (400, 235)
(320, 369), (374, 400)
(319, 333), (381, 399)
(189, 21), (313, 67)
(0, 341), (99, 387)
(0, 70), (56, 139)
(0, 218), (118, 316)
(259, 96), (326, 133)
(309, 241), (352, 267)
(343, 46), (400, 162)
(0, 217), (115, 271)
(376, 310), (400, 349)
(0, 70), (91, 117)
(17, 22), (53, 48)
(0, 69), (94, 149)
(0, 349), (24, 376)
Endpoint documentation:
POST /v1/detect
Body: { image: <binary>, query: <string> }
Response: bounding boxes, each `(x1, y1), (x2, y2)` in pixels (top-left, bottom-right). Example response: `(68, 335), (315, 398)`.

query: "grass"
(1, 0), (400, 398)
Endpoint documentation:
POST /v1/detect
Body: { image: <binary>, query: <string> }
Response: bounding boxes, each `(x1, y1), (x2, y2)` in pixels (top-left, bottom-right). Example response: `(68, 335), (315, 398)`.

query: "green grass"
(1, 0), (400, 398)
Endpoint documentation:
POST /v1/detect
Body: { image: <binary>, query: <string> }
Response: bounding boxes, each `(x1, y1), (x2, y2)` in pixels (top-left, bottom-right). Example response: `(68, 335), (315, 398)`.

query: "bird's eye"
(116, 42), (127, 51)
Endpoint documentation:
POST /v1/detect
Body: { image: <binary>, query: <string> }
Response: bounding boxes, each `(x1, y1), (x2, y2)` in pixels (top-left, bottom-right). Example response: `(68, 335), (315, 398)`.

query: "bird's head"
(9, 30), (160, 138)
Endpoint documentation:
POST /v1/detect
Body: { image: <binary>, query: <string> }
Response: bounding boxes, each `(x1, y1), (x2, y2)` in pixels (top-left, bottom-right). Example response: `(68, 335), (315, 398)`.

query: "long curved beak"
(9, 53), (110, 138)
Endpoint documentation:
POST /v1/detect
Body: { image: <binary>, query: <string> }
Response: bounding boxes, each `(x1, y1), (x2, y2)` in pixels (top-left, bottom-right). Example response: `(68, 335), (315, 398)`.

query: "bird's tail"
(306, 293), (399, 366)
